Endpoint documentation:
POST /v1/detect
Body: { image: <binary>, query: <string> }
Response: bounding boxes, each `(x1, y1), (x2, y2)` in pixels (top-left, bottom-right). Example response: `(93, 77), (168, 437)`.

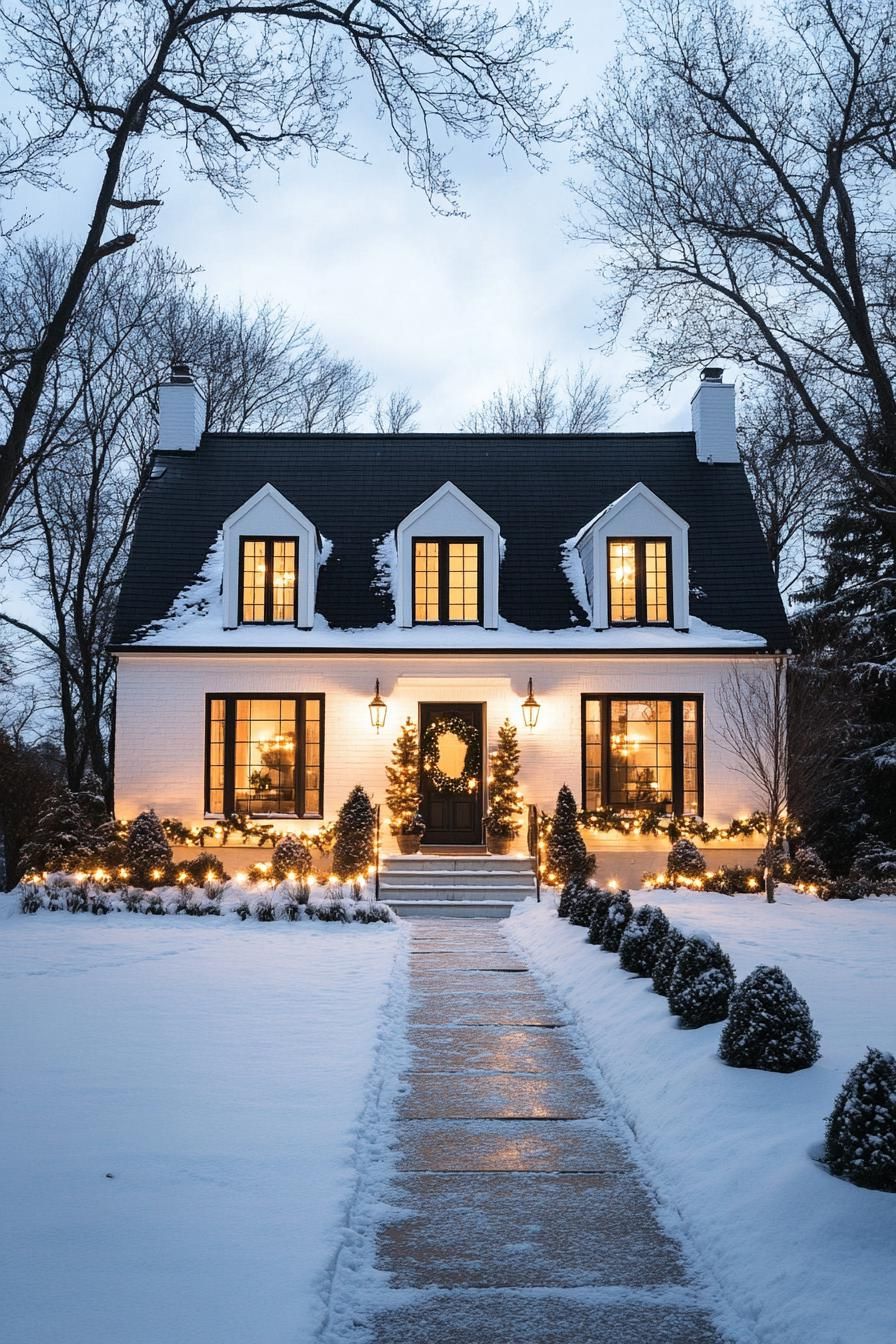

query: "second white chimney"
(691, 366), (738, 463)
(158, 363), (206, 452)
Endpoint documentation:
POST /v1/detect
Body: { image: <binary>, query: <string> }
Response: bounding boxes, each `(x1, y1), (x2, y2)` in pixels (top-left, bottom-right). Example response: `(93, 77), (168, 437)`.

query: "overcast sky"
(31, 1), (702, 432)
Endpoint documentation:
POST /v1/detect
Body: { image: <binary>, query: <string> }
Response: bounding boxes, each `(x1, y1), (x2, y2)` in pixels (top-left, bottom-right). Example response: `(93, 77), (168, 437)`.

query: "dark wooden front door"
(420, 702), (484, 846)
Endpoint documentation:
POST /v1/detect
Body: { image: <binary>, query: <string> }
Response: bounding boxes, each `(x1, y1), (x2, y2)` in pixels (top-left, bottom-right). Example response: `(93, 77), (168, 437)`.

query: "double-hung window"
(582, 695), (702, 815)
(413, 538), (482, 624)
(206, 694), (323, 817)
(608, 538), (671, 625)
(240, 537), (297, 624)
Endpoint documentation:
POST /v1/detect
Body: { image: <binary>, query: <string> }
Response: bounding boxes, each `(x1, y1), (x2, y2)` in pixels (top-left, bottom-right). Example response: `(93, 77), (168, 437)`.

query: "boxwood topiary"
(824, 1048), (896, 1191)
(587, 891), (616, 945)
(558, 869), (590, 919)
(666, 838), (706, 881)
(719, 965), (820, 1072)
(619, 904), (671, 976)
(601, 893), (633, 953)
(652, 927), (686, 997)
(569, 885), (600, 928)
(668, 933), (736, 1027)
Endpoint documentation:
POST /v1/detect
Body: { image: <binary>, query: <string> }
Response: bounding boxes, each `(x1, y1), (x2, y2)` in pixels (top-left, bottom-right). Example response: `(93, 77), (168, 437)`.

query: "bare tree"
(373, 388), (421, 432)
(461, 357), (613, 432)
(0, 0), (568, 521)
(578, 0), (896, 556)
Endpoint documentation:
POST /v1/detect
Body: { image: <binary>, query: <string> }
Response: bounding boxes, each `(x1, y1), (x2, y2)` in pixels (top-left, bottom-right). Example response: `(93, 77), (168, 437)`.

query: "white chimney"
(691, 366), (738, 463)
(158, 363), (206, 452)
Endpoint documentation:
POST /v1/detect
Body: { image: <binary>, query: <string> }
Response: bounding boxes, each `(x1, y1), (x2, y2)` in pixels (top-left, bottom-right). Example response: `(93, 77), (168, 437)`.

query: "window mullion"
(296, 696), (304, 816)
(635, 539), (646, 626)
(438, 540), (449, 623)
(671, 697), (683, 815)
(264, 540), (274, 624)
(601, 696), (610, 807)
(223, 697), (236, 816)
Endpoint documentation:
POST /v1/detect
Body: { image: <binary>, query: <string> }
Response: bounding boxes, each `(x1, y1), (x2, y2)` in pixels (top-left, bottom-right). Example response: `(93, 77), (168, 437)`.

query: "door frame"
(418, 700), (486, 847)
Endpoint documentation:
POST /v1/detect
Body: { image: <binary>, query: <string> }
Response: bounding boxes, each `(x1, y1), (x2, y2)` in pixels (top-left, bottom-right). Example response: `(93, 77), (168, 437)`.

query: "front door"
(419, 702), (484, 846)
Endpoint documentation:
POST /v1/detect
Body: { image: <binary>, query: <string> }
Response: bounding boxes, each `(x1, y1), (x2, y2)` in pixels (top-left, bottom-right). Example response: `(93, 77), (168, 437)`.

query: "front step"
(379, 851), (536, 914)
(382, 869), (532, 890)
(385, 898), (514, 920)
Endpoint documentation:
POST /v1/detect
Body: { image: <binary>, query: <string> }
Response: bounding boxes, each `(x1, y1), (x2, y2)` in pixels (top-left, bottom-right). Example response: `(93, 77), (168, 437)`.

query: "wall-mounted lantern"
(368, 678), (387, 733)
(521, 677), (541, 730)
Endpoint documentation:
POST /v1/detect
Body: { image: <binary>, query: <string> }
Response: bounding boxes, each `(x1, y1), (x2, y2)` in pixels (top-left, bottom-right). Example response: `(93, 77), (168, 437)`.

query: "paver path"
(361, 919), (727, 1343)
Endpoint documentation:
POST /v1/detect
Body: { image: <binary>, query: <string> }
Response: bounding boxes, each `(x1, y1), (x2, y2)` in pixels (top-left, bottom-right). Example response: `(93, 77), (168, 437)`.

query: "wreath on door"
(421, 715), (481, 795)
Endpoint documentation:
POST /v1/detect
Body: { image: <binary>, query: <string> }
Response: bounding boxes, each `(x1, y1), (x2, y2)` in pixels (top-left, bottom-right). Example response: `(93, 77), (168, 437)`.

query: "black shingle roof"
(111, 431), (789, 649)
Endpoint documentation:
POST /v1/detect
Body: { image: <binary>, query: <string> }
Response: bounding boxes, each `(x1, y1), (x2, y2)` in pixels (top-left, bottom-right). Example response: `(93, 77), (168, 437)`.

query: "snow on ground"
(0, 902), (405, 1344)
(508, 888), (896, 1344)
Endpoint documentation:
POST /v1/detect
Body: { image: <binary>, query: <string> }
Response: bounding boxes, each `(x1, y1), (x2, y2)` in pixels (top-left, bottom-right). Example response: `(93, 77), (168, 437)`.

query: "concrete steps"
(380, 852), (536, 918)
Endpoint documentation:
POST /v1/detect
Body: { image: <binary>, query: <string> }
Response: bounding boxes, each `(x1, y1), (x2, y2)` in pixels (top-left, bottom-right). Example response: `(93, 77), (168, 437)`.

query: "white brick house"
(111, 366), (788, 886)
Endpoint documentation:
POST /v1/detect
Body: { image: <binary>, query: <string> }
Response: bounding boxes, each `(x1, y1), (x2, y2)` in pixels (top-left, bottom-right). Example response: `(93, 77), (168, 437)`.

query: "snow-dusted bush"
(652, 927), (686, 996)
(125, 810), (172, 886)
(705, 865), (756, 895)
(668, 933), (736, 1027)
(850, 838), (896, 886)
(719, 966), (820, 1072)
(121, 889), (144, 913)
(587, 891), (615, 946)
(279, 894), (304, 921)
(65, 886), (89, 914)
(619, 904), (670, 976)
(19, 886), (42, 913)
(144, 891), (167, 915)
(271, 834), (313, 883)
(666, 838), (706, 881)
(180, 854), (229, 886)
(88, 887), (112, 915)
(824, 1048), (896, 1192)
(332, 785), (376, 886)
(309, 899), (351, 923)
(20, 786), (115, 876)
(545, 784), (588, 886)
(255, 896), (277, 921)
(354, 902), (394, 924)
(790, 846), (831, 889)
(569, 885), (599, 928)
(557, 869), (590, 919)
(234, 899), (252, 921)
(601, 894), (633, 953)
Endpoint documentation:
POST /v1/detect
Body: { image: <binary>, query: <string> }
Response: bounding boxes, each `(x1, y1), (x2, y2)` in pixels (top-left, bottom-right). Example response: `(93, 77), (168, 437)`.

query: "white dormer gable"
(221, 483), (321, 630)
(395, 481), (501, 629)
(570, 482), (690, 631)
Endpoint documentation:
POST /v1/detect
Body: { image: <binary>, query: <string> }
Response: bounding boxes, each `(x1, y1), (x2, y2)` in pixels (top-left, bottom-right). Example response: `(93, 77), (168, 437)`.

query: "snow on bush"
(126, 810), (172, 885)
(586, 891), (615, 946)
(666, 838), (706, 880)
(719, 965), (820, 1072)
(652, 926), (686, 997)
(332, 785), (376, 887)
(545, 784), (587, 886)
(600, 893), (633, 953)
(791, 846), (831, 889)
(668, 933), (736, 1027)
(271, 834), (313, 884)
(557, 869), (590, 919)
(568, 885), (599, 928)
(824, 1048), (896, 1192)
(619, 903), (670, 976)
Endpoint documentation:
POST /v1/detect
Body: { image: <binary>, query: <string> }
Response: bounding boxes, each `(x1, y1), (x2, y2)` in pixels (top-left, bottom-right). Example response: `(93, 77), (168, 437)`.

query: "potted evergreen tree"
(385, 718), (426, 854)
(484, 718), (524, 855)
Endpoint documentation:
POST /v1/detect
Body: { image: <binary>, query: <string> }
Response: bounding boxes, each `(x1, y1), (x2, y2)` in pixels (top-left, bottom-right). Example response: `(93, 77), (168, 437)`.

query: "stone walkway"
(361, 918), (727, 1343)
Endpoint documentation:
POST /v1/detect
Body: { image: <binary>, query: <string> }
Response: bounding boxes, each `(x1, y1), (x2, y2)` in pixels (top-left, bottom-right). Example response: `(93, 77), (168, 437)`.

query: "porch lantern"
(368, 678), (388, 733)
(521, 677), (541, 730)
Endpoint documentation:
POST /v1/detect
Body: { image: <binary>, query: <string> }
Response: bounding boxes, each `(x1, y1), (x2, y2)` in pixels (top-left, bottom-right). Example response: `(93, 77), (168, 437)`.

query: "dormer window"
(413, 539), (482, 624)
(608, 538), (670, 626)
(240, 538), (298, 624)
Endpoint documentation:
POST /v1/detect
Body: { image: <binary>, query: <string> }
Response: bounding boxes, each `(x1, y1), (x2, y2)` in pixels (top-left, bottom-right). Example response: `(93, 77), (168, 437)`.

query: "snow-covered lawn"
(509, 888), (896, 1344)
(0, 903), (405, 1344)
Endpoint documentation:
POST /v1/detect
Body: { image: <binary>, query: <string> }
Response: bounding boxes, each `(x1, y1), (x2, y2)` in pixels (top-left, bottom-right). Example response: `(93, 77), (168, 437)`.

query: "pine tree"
(545, 784), (587, 886)
(601, 893), (633, 952)
(668, 934), (736, 1027)
(385, 719), (424, 836)
(569, 886), (600, 928)
(20, 786), (114, 874)
(666, 838), (706, 882)
(484, 718), (523, 839)
(125, 810), (172, 886)
(824, 1048), (896, 1192)
(619, 904), (671, 976)
(271, 834), (313, 883)
(652, 926), (686, 997)
(719, 965), (820, 1072)
(332, 785), (377, 890)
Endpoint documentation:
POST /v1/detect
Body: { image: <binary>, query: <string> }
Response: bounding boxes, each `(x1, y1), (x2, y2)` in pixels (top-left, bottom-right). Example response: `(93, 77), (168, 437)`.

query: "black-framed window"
(582, 694), (702, 816)
(205, 694), (323, 818)
(413, 537), (483, 624)
(239, 537), (298, 624)
(607, 538), (671, 625)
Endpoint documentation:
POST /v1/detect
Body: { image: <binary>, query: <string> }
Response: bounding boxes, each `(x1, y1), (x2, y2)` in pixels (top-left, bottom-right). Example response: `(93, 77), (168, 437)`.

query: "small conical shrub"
(619, 904), (671, 976)
(601, 894), (633, 953)
(569, 885), (599, 928)
(332, 785), (376, 888)
(271, 834), (313, 883)
(652, 927), (685, 997)
(126, 810), (172, 886)
(668, 934), (736, 1027)
(824, 1048), (896, 1192)
(558, 869), (589, 919)
(791, 846), (831, 889)
(666, 838), (706, 881)
(587, 891), (615, 945)
(546, 784), (587, 886)
(719, 965), (820, 1072)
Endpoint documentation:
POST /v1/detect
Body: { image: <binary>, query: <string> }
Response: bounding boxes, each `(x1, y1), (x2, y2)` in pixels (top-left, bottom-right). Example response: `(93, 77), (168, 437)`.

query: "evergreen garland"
(484, 718), (524, 838)
(332, 785), (377, 889)
(385, 718), (425, 835)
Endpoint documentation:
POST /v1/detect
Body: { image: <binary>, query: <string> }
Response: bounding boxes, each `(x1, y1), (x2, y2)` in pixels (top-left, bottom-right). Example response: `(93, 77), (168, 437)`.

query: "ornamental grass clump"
(824, 1048), (896, 1192)
(652, 927), (686, 996)
(587, 891), (616, 945)
(601, 894), (633, 953)
(719, 965), (820, 1072)
(619, 904), (670, 976)
(668, 933), (736, 1027)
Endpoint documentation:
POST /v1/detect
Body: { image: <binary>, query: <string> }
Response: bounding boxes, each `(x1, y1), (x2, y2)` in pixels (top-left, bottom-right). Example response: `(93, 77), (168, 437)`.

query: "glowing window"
(413, 538), (481, 624)
(240, 537), (297, 624)
(205, 694), (323, 817)
(582, 695), (701, 815)
(608, 538), (670, 625)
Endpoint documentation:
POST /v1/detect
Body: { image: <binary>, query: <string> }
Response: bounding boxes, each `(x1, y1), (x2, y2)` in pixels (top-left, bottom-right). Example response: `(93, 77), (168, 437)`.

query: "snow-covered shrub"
(271, 834), (313, 883)
(558, 869), (590, 919)
(19, 885), (43, 913)
(719, 966), (820, 1071)
(332, 786), (376, 887)
(587, 891), (615, 946)
(180, 854), (229, 886)
(255, 896), (277, 922)
(824, 875), (872, 901)
(705, 865), (756, 895)
(65, 887), (89, 914)
(88, 887), (111, 915)
(280, 894), (305, 922)
(125, 810), (172, 886)
(20, 786), (115, 875)
(121, 889), (144, 913)
(309, 899), (351, 923)
(354, 902), (394, 924)
(850, 838), (896, 886)
(652, 927), (686, 996)
(668, 933), (736, 1027)
(666, 838), (706, 881)
(824, 1048), (896, 1192)
(601, 894), (633, 953)
(234, 899), (252, 922)
(45, 883), (66, 911)
(545, 784), (588, 886)
(791, 846), (831, 889)
(619, 904), (670, 976)
(144, 891), (167, 916)
(569, 885), (599, 928)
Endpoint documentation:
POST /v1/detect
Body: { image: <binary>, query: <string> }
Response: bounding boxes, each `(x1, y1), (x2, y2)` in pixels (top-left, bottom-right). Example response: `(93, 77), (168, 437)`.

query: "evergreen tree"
(824, 1048), (896, 1192)
(332, 785), (377, 890)
(668, 934), (736, 1027)
(666, 838), (706, 882)
(601, 893), (633, 952)
(569, 886), (600, 928)
(271, 834), (313, 883)
(619, 904), (670, 976)
(652, 926), (686, 997)
(545, 784), (587, 886)
(719, 965), (820, 1072)
(484, 718), (524, 839)
(587, 890), (615, 945)
(558, 868), (589, 919)
(385, 719), (424, 836)
(125, 810), (172, 886)
(21, 786), (114, 874)
(790, 846), (831, 890)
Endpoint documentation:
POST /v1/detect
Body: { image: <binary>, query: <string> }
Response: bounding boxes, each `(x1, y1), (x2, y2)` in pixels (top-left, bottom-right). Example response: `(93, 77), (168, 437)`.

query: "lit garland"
(576, 807), (802, 843)
(160, 815), (336, 853)
(421, 716), (481, 795)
